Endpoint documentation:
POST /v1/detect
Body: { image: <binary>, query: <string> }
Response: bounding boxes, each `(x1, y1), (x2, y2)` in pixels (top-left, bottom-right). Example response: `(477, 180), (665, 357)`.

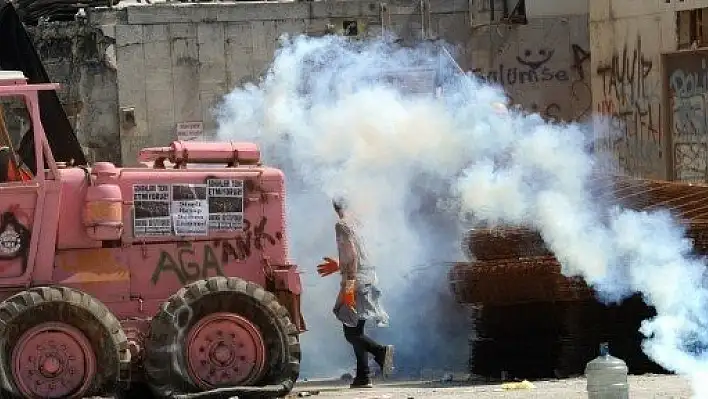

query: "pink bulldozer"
(0, 70), (305, 398)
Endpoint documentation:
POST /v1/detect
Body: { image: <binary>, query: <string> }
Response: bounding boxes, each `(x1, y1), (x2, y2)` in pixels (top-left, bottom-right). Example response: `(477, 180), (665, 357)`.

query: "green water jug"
(585, 342), (629, 399)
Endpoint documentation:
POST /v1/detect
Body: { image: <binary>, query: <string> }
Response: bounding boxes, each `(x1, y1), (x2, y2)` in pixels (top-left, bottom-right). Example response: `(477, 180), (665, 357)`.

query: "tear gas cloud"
(216, 34), (708, 393)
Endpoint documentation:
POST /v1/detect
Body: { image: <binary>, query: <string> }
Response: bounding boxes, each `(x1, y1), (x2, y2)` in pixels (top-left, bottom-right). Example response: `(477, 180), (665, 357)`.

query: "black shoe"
(375, 345), (395, 377)
(350, 378), (373, 389)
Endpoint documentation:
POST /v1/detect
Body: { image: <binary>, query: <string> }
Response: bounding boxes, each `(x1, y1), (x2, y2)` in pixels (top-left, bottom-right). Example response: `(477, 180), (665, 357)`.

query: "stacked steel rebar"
(451, 176), (708, 307)
(452, 176), (707, 378)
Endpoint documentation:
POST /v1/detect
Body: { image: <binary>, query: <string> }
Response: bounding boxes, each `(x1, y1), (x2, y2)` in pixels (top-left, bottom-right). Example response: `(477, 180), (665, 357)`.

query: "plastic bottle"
(585, 342), (629, 399)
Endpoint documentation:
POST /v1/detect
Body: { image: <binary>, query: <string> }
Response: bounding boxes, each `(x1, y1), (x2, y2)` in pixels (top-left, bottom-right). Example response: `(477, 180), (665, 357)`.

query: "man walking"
(317, 197), (394, 388)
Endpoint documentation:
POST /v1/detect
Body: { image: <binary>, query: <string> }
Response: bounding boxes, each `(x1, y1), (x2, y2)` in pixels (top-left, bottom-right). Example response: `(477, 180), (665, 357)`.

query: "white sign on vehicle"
(133, 184), (172, 236)
(176, 121), (203, 141)
(171, 184), (209, 236)
(207, 179), (244, 231)
(0, 225), (21, 256)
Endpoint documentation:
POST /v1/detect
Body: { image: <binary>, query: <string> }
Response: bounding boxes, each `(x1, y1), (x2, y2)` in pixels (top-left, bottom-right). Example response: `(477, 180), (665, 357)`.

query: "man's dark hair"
(332, 196), (347, 214)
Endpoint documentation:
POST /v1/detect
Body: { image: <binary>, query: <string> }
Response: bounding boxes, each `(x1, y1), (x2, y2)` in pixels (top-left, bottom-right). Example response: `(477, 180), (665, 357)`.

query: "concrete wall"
(28, 21), (121, 164)
(526, 0), (588, 18)
(591, 0), (708, 181)
(468, 14), (591, 123)
(87, 0), (470, 165)
(26, 0), (592, 166)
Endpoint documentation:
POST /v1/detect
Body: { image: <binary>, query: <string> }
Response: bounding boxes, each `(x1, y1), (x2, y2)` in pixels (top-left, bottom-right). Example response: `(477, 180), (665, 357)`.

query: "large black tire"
(144, 277), (300, 398)
(114, 381), (156, 399)
(0, 286), (130, 398)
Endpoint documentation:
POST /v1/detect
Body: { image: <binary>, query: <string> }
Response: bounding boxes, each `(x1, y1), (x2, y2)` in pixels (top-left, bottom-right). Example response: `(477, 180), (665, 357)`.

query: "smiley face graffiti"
(517, 49), (555, 70)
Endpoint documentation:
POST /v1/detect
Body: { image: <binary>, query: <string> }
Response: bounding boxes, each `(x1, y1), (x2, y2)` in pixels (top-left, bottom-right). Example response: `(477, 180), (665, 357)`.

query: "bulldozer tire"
(0, 286), (130, 399)
(145, 276), (301, 398)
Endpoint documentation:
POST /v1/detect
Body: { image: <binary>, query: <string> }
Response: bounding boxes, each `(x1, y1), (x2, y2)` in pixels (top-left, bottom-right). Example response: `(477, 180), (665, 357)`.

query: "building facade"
(590, 0), (708, 181)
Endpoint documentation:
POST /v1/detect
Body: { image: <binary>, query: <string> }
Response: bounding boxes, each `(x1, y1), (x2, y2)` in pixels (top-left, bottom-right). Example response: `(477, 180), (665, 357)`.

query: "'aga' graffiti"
(151, 242), (224, 286)
(150, 216), (283, 285)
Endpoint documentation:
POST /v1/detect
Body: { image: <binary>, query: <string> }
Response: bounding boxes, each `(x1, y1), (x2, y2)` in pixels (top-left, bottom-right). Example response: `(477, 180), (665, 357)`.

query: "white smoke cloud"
(216, 33), (708, 394)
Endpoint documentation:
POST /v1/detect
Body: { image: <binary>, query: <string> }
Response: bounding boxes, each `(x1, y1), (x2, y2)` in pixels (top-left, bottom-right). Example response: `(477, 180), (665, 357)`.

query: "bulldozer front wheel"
(12, 322), (96, 398)
(0, 286), (130, 399)
(184, 312), (267, 388)
(145, 277), (300, 398)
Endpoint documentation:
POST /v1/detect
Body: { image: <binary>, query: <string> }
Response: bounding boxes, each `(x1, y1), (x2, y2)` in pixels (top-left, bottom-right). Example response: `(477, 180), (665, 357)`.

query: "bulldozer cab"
(0, 70), (58, 284)
(0, 91), (33, 183)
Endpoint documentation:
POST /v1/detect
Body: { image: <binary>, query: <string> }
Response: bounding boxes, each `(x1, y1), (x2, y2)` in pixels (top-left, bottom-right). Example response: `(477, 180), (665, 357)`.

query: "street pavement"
(95, 374), (692, 398)
(289, 374), (692, 398)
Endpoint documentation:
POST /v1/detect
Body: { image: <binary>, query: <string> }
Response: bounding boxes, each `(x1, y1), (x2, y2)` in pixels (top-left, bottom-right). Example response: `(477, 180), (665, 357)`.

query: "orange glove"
(341, 279), (356, 310)
(317, 257), (339, 277)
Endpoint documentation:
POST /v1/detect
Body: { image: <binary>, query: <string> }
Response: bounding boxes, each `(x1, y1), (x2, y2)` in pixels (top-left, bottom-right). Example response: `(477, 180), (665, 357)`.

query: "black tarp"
(0, 0), (86, 173)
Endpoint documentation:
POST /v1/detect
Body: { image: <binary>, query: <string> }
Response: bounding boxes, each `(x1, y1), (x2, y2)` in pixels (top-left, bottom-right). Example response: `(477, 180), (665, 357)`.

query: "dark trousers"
(343, 319), (385, 380)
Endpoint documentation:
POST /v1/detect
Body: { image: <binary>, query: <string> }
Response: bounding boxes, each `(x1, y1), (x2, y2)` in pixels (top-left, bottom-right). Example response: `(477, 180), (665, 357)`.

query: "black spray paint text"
(473, 65), (569, 86)
(150, 216), (283, 285)
(216, 216), (283, 263)
(151, 242), (224, 285)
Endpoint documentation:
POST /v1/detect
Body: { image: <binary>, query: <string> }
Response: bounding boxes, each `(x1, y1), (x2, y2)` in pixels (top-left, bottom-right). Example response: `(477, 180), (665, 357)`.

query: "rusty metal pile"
(450, 176), (708, 379)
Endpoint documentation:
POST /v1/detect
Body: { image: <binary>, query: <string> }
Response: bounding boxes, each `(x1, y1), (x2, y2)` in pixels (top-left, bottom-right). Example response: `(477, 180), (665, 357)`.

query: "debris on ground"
(500, 380), (535, 390)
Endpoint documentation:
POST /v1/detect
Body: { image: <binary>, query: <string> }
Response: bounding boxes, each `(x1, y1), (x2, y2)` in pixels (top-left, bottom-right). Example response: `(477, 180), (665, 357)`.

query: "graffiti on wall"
(665, 50), (708, 181)
(474, 48), (570, 86)
(472, 39), (592, 122)
(595, 37), (663, 178)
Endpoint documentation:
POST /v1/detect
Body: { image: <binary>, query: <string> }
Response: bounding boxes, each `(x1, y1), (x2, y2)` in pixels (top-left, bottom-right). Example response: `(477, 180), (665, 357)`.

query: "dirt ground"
(290, 374), (693, 398)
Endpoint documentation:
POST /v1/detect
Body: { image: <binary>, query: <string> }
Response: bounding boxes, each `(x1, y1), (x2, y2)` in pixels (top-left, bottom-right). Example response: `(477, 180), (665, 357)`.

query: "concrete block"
(217, 3), (311, 22)
(434, 13), (468, 43)
(143, 24), (170, 43)
(170, 23), (197, 39)
(99, 24), (116, 39)
(225, 23), (255, 89)
(115, 37), (148, 139)
(197, 23), (228, 93)
(143, 36), (175, 146)
(610, 0), (661, 19)
(115, 24), (143, 47)
(274, 18), (308, 37)
(143, 41), (172, 88)
(589, 0), (610, 22)
(122, 135), (151, 166)
(171, 31), (202, 126)
(199, 91), (221, 136)
(250, 20), (278, 79)
(526, 0), (588, 18)
(310, 1), (379, 18)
